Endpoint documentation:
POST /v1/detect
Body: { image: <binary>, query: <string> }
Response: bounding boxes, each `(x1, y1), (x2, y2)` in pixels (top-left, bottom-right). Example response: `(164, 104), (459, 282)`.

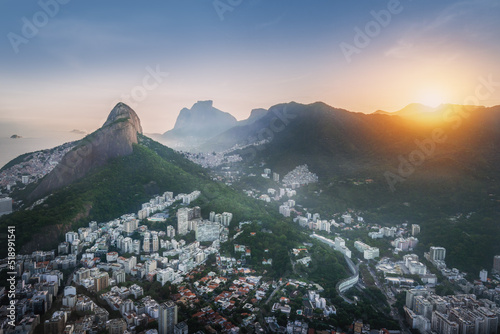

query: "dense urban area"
(1, 156), (500, 334)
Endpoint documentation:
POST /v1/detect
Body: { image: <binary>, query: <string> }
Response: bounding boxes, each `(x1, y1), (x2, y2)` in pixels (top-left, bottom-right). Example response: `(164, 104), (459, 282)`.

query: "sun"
(416, 88), (447, 108)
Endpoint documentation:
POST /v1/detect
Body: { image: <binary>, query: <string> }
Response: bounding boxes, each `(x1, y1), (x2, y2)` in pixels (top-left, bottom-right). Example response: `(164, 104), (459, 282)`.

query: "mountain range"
(160, 100), (500, 272)
(160, 100), (267, 149)
(161, 101), (500, 184)
(157, 101), (500, 173)
(29, 102), (143, 200)
(1, 100), (499, 272)
(5, 100), (500, 211)
(0, 103), (272, 255)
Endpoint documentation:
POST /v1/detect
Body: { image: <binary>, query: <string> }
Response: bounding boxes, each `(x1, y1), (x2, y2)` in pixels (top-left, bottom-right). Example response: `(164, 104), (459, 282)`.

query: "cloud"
(385, 0), (500, 60)
(255, 15), (283, 30)
(40, 18), (142, 49)
(423, 0), (499, 34)
(385, 40), (414, 59)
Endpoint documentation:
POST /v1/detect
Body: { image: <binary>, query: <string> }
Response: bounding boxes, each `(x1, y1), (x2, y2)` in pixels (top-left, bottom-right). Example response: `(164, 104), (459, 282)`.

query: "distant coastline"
(0, 132), (86, 169)
(70, 129), (87, 135)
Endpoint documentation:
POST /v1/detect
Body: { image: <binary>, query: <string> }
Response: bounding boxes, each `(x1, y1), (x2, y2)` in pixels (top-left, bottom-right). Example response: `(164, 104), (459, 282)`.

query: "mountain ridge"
(2, 100), (500, 274)
(28, 102), (143, 201)
(236, 108), (268, 126)
(0, 105), (277, 254)
(161, 100), (238, 149)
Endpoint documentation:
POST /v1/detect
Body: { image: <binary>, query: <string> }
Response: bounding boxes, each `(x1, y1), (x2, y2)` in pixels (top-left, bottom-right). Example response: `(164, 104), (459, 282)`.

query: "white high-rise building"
(411, 224), (421, 236)
(354, 241), (379, 260)
(71, 239), (81, 255)
(493, 255), (500, 273)
(480, 269), (488, 282)
(89, 221), (98, 231)
(152, 232), (159, 252)
(78, 227), (90, 240)
(273, 172), (280, 182)
(132, 240), (141, 254)
(176, 207), (201, 235)
(122, 237), (132, 253)
(143, 236), (150, 253)
(174, 322), (188, 334)
(112, 270), (126, 284)
(408, 261), (427, 275)
(342, 214), (352, 224)
(119, 256), (136, 274)
(273, 173), (280, 182)
(157, 268), (175, 286)
(66, 232), (79, 244)
(166, 226), (175, 238)
(363, 247), (379, 260)
(145, 260), (157, 273)
(319, 220), (331, 233)
(159, 301), (177, 334)
(221, 212), (233, 226)
(176, 208), (190, 236)
(429, 247), (446, 262)
(279, 205), (291, 217)
(404, 254), (419, 267)
(138, 209), (148, 220)
(335, 237), (345, 249)
(123, 218), (138, 234)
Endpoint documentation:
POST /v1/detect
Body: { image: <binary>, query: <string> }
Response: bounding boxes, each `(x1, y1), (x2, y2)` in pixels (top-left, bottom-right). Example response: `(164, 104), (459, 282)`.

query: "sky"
(1, 0), (499, 135)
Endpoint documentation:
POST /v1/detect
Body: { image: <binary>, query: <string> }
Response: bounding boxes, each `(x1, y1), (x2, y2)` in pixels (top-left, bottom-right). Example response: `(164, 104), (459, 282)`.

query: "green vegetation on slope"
(0, 136), (272, 256)
(1, 152), (33, 172)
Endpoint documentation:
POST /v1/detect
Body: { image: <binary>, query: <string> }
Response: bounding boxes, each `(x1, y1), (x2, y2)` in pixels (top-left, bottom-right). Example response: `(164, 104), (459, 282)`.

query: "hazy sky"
(1, 0), (499, 134)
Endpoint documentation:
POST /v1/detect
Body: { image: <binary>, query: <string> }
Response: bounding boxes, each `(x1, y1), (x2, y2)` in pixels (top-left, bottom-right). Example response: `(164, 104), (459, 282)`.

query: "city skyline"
(1, 0), (500, 134)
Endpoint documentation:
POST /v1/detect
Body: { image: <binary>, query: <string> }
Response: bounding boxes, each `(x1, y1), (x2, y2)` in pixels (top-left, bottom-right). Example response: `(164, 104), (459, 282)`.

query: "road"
(265, 281), (284, 305)
(66, 269), (75, 287)
(365, 265), (411, 334)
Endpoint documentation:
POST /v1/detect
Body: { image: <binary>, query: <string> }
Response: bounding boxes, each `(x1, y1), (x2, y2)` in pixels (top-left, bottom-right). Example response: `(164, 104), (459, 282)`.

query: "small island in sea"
(10, 134), (22, 139)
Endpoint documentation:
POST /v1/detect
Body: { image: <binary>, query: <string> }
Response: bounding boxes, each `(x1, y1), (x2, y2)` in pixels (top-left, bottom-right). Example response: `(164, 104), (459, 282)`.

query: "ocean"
(0, 132), (86, 169)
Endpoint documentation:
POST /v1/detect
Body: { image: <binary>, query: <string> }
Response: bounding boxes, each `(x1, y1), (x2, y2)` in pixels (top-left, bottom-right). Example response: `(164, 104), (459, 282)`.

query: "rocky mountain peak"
(103, 102), (143, 134)
(28, 103), (143, 201)
(173, 100), (236, 130)
(162, 100), (239, 148)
